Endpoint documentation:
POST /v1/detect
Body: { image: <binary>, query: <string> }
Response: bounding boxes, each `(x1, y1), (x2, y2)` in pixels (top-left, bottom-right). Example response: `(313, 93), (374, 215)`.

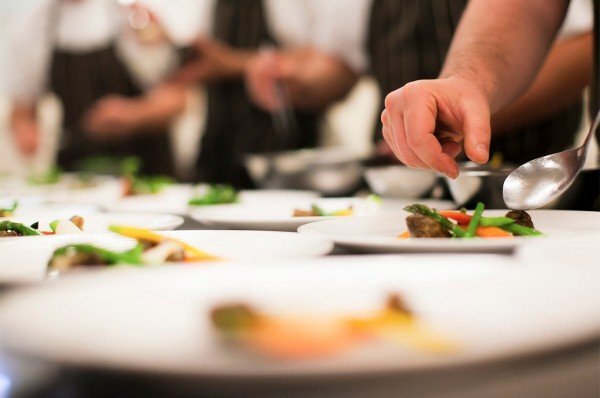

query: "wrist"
(441, 73), (496, 110)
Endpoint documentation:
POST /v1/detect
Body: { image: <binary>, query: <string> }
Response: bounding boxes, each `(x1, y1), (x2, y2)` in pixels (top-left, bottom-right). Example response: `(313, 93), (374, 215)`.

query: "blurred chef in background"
(7, 0), (198, 175)
(168, 0), (355, 187)
(246, 0), (593, 165)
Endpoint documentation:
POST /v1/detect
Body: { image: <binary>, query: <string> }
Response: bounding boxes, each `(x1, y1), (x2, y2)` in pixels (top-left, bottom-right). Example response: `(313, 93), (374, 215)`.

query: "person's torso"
(198, 0), (319, 187)
(367, 0), (583, 164)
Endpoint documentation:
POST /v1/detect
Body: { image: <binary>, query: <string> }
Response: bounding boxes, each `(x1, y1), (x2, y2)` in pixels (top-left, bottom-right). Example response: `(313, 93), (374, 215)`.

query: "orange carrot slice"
(475, 226), (512, 238)
(248, 318), (359, 359)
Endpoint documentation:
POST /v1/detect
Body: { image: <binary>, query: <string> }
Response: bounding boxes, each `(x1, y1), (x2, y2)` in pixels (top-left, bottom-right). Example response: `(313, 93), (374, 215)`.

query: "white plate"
(0, 230), (332, 283)
(191, 198), (454, 232)
(105, 186), (320, 216)
(0, 175), (123, 206)
(1, 203), (99, 219)
(1, 212), (183, 236)
(0, 253), (597, 381)
(102, 185), (194, 215)
(298, 210), (600, 253)
(237, 189), (319, 204)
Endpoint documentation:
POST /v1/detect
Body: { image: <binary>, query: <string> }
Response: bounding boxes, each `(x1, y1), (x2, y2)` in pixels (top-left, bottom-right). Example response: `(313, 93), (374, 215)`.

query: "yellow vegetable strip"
(109, 225), (219, 261)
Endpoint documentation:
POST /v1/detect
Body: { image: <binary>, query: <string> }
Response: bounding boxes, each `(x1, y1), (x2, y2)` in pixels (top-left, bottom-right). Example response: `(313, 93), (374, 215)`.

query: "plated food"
(0, 215), (85, 237)
(120, 157), (174, 196)
(0, 201), (18, 217)
(400, 203), (542, 239)
(212, 293), (453, 360)
(298, 210), (600, 253)
(0, 256), (596, 381)
(188, 185), (239, 206)
(48, 226), (218, 272)
(293, 203), (354, 217)
(191, 197), (442, 232)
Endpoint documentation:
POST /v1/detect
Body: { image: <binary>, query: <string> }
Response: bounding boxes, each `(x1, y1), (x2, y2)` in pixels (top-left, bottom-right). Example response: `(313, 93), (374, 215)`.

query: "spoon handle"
(582, 110), (600, 151)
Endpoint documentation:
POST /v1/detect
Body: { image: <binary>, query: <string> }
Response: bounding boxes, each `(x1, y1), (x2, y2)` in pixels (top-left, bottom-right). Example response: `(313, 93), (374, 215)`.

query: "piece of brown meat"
(406, 214), (451, 238)
(505, 210), (534, 229)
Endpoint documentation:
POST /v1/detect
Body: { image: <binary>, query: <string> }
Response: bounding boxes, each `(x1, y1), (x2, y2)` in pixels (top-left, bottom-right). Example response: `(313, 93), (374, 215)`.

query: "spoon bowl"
(503, 111), (600, 210)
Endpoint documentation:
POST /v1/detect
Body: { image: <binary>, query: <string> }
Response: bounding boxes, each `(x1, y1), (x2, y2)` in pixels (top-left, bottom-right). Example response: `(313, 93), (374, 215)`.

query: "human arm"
(83, 82), (187, 138)
(10, 103), (40, 156)
(171, 37), (258, 85)
(492, 32), (592, 133)
(245, 47), (359, 112)
(382, 0), (569, 178)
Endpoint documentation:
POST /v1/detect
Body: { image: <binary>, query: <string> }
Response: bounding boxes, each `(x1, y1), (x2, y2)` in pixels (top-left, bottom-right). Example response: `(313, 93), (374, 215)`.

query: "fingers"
(245, 52), (283, 111)
(460, 98), (491, 164)
(381, 109), (428, 168)
(385, 84), (458, 177)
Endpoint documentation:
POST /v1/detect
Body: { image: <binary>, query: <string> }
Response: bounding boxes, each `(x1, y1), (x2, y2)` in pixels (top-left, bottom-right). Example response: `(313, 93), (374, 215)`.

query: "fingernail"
(476, 143), (489, 162)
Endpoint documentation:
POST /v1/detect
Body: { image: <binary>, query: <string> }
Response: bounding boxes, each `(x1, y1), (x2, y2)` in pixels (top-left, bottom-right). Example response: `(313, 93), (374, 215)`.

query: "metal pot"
(245, 148), (367, 197)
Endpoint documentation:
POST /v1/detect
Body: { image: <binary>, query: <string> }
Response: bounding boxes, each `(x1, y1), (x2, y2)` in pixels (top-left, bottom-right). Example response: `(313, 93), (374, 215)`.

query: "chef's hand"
(381, 77), (491, 179)
(11, 108), (40, 156)
(245, 50), (302, 112)
(83, 96), (143, 138)
(174, 37), (253, 84)
(245, 50), (282, 111)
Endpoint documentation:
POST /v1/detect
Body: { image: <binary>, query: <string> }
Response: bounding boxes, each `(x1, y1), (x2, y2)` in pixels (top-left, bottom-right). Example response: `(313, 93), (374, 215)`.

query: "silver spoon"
(503, 111), (600, 210)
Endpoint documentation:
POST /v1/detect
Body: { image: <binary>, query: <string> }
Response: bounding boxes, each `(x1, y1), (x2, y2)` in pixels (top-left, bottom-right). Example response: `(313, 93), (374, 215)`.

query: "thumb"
(461, 99), (491, 164)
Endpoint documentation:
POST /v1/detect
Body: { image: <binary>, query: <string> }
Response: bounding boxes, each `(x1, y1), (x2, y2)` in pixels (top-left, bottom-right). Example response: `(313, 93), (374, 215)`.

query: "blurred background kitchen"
(0, 0), (596, 203)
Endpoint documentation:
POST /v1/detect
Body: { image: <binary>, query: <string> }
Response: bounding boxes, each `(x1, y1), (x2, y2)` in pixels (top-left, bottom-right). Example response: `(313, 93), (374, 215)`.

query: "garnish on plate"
(0, 215), (85, 238)
(48, 225), (219, 272)
(0, 201), (18, 217)
(120, 157), (174, 196)
(398, 203), (543, 239)
(293, 204), (354, 217)
(27, 166), (63, 185)
(188, 185), (239, 206)
(211, 293), (455, 360)
(0, 221), (41, 237)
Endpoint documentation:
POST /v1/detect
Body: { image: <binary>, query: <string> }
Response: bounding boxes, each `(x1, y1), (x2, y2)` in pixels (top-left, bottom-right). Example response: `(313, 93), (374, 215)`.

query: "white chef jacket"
(6, 0), (202, 103)
(195, 0), (347, 53)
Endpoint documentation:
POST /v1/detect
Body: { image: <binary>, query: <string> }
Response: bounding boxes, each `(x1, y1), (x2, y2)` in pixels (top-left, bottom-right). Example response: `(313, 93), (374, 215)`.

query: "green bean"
(51, 244), (144, 265)
(479, 217), (515, 227)
(464, 202), (485, 238)
(501, 223), (543, 236)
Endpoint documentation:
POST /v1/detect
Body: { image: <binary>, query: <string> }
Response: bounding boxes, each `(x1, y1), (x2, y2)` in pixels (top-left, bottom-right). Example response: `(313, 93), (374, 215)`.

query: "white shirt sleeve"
(264, 0), (313, 47)
(559, 0), (593, 39)
(140, 0), (213, 46)
(309, 0), (372, 73)
(5, 0), (54, 103)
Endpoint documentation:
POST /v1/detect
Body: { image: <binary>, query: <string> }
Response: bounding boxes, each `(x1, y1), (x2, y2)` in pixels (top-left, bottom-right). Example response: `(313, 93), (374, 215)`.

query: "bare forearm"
(11, 103), (36, 126)
(135, 83), (187, 129)
(286, 49), (359, 110)
(441, 0), (569, 112)
(492, 33), (592, 133)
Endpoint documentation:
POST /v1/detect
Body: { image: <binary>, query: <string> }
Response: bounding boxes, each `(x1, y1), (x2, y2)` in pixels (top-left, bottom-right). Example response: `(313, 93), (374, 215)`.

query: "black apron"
(195, 0), (319, 188)
(48, 6), (174, 175)
(367, 0), (583, 165)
